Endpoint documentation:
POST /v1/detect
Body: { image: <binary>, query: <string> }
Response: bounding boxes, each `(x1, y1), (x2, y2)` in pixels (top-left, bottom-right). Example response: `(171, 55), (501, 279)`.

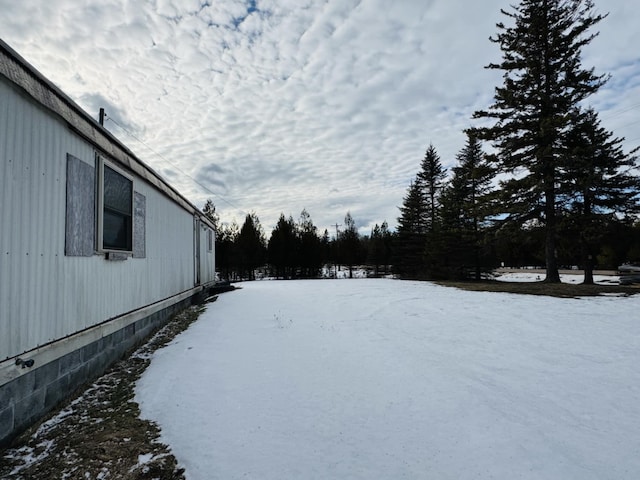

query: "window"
(98, 158), (133, 253)
(207, 229), (213, 252)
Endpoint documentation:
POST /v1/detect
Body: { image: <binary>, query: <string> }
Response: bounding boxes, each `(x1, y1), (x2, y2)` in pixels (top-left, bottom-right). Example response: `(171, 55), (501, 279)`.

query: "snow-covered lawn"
(136, 279), (640, 480)
(496, 271), (619, 284)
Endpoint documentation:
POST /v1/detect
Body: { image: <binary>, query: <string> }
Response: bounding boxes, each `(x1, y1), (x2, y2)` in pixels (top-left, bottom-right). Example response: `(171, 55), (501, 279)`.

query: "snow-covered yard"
(136, 278), (640, 480)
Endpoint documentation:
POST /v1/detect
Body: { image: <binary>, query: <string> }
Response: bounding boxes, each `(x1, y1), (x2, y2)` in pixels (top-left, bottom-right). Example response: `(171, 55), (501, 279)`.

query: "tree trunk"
(544, 188), (561, 283)
(583, 253), (595, 285)
(582, 194), (595, 285)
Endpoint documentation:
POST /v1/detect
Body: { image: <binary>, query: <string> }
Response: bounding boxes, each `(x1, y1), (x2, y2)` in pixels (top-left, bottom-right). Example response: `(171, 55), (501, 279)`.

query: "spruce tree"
(297, 209), (323, 278)
(320, 229), (331, 272)
(202, 199), (220, 234)
(395, 180), (429, 278)
(417, 144), (447, 232)
(217, 221), (239, 281)
(562, 107), (640, 283)
(380, 221), (393, 273)
(236, 213), (266, 280)
(473, 0), (608, 283)
(338, 212), (361, 279)
(267, 214), (298, 279)
(368, 224), (384, 277)
(440, 133), (496, 279)
(418, 145), (448, 278)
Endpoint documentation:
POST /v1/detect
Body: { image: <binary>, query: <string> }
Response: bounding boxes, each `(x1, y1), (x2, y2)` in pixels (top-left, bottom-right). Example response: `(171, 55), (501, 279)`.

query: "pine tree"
(417, 144), (447, 232)
(236, 213), (266, 280)
(439, 133), (496, 279)
(368, 224), (384, 276)
(395, 180), (429, 278)
(380, 221), (393, 273)
(267, 214), (298, 279)
(473, 0), (608, 283)
(364, 220), (393, 276)
(297, 209), (323, 278)
(202, 199), (220, 234)
(338, 212), (361, 278)
(562, 107), (640, 283)
(217, 221), (239, 281)
(418, 145), (448, 278)
(320, 229), (331, 272)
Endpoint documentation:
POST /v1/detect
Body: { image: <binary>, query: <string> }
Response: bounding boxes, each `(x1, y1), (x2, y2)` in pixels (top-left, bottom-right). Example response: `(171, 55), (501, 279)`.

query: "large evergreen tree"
(338, 212), (361, 278)
(395, 180), (429, 278)
(395, 144), (447, 279)
(217, 221), (239, 281)
(417, 144), (447, 232)
(297, 209), (323, 278)
(267, 214), (298, 279)
(562, 107), (640, 283)
(418, 144), (448, 278)
(367, 221), (392, 276)
(202, 199), (220, 234)
(473, 0), (608, 283)
(236, 213), (266, 280)
(439, 133), (496, 279)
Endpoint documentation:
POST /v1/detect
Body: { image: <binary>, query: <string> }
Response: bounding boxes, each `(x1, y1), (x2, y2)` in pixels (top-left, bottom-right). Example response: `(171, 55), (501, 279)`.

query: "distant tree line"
(203, 186), (640, 284)
(202, 0), (640, 285)
(202, 200), (393, 281)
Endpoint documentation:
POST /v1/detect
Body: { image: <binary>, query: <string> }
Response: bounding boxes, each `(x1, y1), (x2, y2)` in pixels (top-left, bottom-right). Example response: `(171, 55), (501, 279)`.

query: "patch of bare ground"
(0, 304), (207, 480)
(437, 280), (640, 298)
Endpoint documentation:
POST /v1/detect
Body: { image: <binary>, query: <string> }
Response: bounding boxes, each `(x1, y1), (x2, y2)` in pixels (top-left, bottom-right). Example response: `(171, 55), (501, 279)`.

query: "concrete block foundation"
(0, 295), (194, 447)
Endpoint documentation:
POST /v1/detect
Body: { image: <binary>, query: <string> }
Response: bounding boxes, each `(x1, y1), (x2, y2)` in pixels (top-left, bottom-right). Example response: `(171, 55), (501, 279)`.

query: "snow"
(136, 278), (640, 479)
(495, 272), (620, 284)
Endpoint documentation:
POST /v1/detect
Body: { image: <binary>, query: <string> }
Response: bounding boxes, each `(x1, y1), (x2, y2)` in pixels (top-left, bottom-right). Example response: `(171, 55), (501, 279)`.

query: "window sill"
(105, 252), (129, 261)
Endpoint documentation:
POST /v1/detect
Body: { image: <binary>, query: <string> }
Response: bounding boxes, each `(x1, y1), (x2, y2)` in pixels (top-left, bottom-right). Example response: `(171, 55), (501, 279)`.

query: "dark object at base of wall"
(209, 281), (235, 295)
(192, 281), (236, 304)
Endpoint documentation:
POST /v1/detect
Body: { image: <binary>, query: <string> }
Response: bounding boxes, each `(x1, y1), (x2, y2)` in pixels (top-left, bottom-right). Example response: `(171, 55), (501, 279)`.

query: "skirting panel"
(0, 294), (196, 447)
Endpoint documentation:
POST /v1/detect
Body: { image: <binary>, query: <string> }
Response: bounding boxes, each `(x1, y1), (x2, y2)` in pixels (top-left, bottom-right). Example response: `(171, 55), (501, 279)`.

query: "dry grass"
(0, 305), (207, 480)
(437, 279), (640, 298)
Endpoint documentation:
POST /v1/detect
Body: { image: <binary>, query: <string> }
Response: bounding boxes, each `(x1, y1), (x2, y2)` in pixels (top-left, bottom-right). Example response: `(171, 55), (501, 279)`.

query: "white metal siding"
(1, 77), (198, 360)
(198, 225), (216, 285)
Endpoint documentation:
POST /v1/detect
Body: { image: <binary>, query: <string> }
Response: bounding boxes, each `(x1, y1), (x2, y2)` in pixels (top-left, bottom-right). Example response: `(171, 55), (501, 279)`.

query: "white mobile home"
(0, 39), (216, 445)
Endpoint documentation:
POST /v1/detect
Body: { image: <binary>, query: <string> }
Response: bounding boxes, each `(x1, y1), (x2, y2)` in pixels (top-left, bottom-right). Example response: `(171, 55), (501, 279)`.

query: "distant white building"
(0, 39), (216, 446)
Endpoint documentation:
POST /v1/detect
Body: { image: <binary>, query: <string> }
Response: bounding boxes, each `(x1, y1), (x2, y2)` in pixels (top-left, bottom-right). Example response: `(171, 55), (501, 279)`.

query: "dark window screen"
(103, 165), (133, 251)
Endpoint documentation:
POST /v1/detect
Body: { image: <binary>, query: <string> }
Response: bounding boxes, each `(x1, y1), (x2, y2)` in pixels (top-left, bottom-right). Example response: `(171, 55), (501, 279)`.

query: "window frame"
(207, 228), (213, 252)
(97, 156), (135, 254)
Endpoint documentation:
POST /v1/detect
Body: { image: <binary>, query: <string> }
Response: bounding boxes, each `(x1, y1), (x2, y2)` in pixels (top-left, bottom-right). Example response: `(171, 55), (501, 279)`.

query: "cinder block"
(86, 351), (111, 379)
(43, 372), (70, 411)
(124, 323), (136, 339)
(58, 350), (83, 375)
(0, 405), (15, 446)
(67, 366), (89, 393)
(0, 380), (17, 411)
(33, 361), (59, 390)
(14, 389), (45, 432)
(81, 340), (99, 363)
(109, 328), (124, 346)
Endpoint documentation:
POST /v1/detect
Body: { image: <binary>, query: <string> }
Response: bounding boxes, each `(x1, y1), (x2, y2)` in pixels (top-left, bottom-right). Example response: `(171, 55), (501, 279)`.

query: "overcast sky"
(1, 0), (639, 235)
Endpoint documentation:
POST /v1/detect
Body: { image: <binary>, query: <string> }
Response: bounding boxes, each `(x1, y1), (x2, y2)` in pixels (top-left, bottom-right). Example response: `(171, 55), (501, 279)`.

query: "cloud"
(1, 0), (638, 235)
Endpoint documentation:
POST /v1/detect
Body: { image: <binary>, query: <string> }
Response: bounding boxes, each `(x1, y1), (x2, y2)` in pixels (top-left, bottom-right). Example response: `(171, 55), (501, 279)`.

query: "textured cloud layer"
(1, 0), (638, 234)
